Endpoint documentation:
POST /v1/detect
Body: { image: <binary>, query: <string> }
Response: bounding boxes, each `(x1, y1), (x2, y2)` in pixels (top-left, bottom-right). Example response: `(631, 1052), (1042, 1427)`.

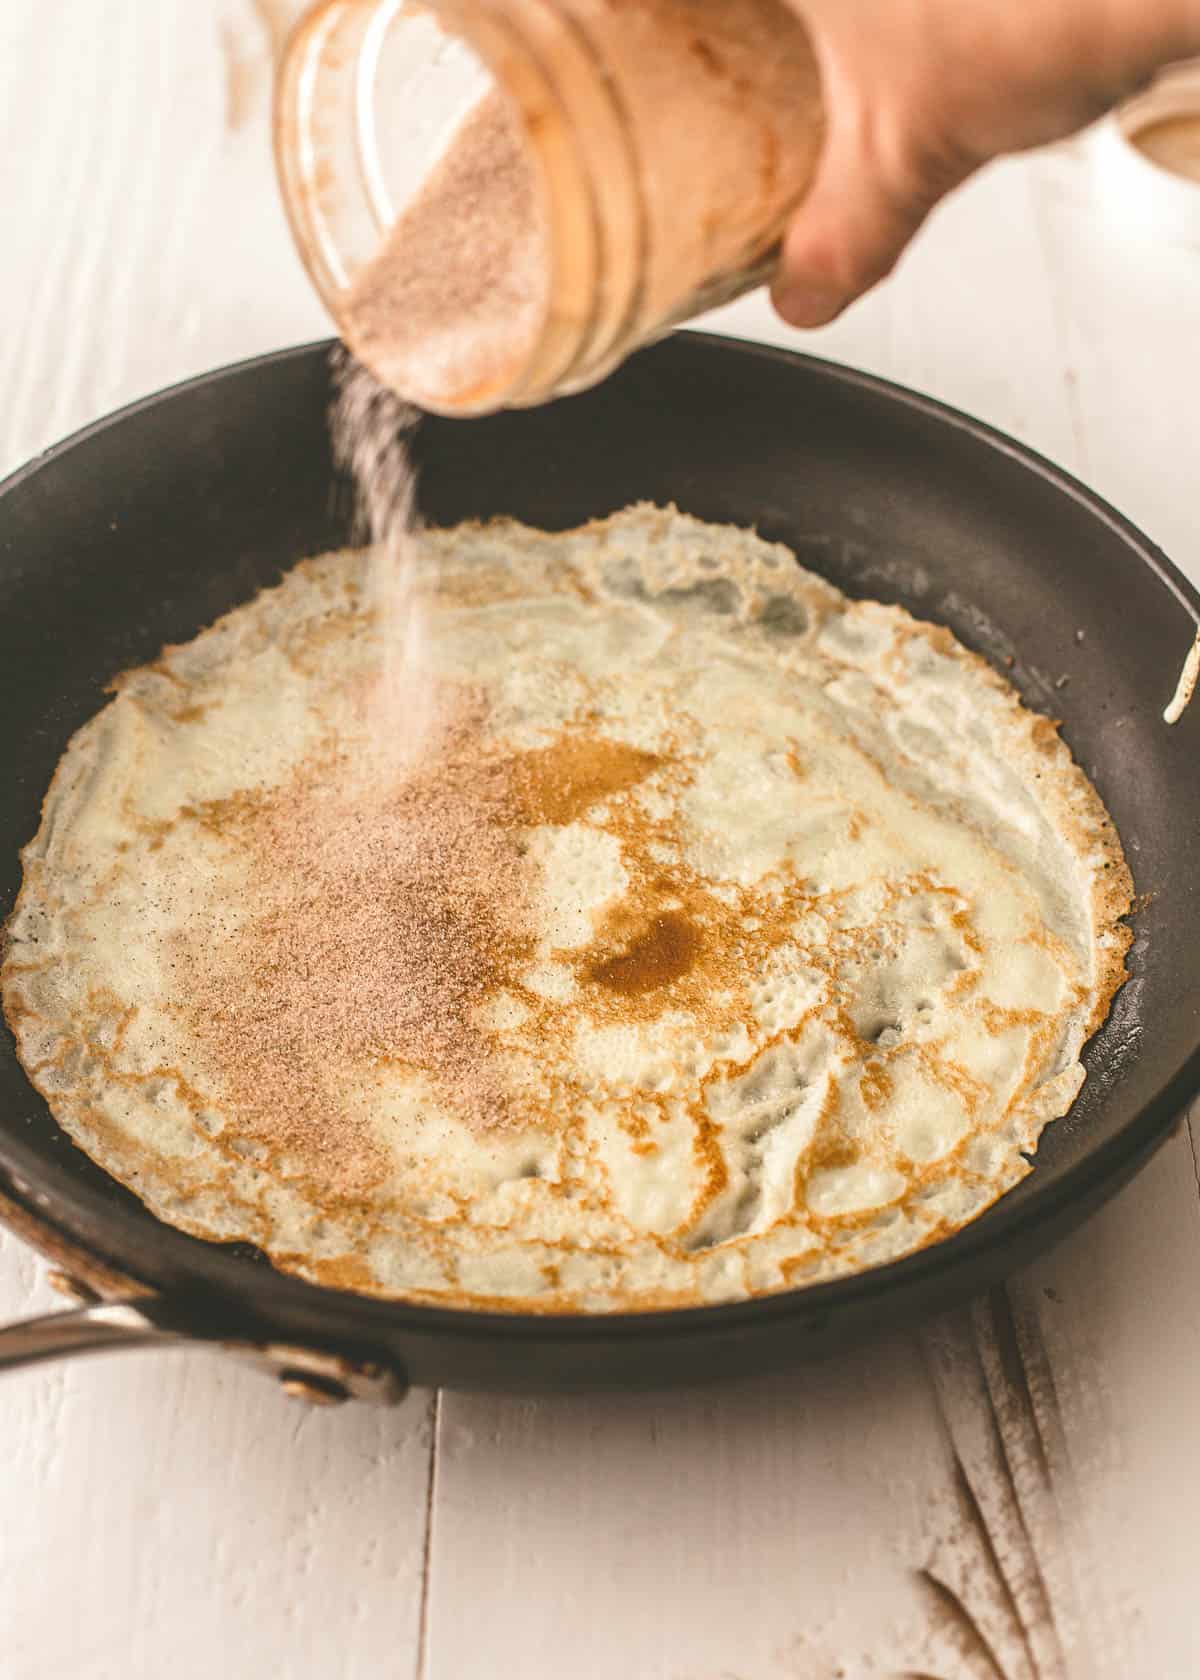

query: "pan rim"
(1, 331), (1197, 1344)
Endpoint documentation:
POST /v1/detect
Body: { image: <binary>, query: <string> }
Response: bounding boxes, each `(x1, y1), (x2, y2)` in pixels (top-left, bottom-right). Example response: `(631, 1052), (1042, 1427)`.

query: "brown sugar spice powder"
(342, 88), (548, 408)
(183, 686), (531, 1193)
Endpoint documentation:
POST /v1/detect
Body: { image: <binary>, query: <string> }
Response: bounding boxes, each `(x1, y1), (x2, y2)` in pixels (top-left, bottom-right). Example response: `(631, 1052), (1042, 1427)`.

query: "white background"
(2, 4), (1199, 1676)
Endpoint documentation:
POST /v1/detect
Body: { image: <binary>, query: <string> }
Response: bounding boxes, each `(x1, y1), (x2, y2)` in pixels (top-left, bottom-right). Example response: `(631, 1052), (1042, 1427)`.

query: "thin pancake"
(1, 507), (1133, 1311)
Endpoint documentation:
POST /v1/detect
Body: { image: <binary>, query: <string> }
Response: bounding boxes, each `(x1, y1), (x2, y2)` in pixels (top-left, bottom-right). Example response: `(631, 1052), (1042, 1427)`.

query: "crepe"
(1, 506), (1132, 1311)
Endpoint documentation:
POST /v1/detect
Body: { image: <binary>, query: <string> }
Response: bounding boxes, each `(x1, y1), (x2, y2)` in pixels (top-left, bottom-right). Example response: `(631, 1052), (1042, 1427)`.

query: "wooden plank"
(1010, 1122), (1200, 1677)
(425, 1337), (961, 1679)
(1026, 136), (1200, 580)
(0, 0), (324, 483)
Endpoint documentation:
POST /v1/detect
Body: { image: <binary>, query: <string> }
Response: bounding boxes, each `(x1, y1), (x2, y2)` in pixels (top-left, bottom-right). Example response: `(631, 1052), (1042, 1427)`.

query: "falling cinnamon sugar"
(328, 351), (433, 772)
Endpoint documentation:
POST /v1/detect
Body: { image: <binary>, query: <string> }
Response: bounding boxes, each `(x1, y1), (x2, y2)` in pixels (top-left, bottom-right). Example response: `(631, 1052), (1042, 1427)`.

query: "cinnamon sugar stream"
(205, 328), (515, 1190)
(329, 351), (434, 773)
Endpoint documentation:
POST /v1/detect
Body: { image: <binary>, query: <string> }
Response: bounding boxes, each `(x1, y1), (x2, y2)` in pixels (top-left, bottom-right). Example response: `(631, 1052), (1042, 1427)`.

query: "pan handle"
(0, 1291), (408, 1406)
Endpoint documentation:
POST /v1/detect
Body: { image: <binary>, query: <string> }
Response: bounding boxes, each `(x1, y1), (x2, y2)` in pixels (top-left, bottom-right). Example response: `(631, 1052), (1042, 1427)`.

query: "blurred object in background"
(1096, 58), (1200, 244)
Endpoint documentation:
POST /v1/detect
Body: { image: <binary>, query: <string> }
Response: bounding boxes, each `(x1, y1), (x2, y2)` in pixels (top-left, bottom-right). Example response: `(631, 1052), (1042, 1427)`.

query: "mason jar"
(275, 0), (825, 415)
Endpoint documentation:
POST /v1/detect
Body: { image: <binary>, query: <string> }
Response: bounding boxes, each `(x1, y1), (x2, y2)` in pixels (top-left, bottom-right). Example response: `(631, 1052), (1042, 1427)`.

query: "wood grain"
(2, 4), (1199, 1675)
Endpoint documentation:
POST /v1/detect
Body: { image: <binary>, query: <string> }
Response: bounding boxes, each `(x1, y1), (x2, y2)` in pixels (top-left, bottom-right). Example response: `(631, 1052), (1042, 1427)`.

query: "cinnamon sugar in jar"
(275, 0), (825, 414)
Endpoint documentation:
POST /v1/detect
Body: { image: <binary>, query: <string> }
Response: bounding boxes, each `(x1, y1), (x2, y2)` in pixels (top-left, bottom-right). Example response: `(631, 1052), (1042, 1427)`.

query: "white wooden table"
(3, 6), (1198, 1676)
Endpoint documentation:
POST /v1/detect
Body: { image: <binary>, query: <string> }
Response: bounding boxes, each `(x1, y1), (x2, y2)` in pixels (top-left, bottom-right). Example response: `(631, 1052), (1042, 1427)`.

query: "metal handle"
(0, 1287), (407, 1407)
(0, 1297), (179, 1371)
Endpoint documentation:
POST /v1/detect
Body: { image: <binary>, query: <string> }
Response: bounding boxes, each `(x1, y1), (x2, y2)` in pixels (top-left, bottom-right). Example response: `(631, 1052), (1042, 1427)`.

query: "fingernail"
(772, 284), (847, 328)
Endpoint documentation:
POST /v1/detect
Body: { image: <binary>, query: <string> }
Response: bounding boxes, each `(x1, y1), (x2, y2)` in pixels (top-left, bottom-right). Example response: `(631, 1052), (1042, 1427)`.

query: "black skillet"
(0, 334), (1197, 1403)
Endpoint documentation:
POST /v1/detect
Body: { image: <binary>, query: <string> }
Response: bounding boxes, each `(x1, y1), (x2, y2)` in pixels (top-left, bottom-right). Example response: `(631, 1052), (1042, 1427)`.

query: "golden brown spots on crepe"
(859, 1061), (893, 1112)
(506, 734), (661, 827)
(584, 909), (703, 997)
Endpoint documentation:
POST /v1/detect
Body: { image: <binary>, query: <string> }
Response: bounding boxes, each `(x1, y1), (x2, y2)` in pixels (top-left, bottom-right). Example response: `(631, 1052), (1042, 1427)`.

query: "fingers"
(772, 112), (967, 328)
(770, 0), (1184, 332)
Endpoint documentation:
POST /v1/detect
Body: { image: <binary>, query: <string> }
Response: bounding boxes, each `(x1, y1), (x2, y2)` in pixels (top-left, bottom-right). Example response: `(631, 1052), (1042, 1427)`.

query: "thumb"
(771, 112), (972, 328)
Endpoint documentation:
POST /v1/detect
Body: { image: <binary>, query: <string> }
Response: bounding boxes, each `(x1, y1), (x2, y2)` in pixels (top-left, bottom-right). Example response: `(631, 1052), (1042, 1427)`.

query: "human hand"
(775, 0), (1200, 326)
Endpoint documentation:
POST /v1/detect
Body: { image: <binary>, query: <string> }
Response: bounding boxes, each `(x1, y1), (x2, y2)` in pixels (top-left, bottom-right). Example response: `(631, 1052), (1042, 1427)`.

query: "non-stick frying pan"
(0, 334), (1197, 1403)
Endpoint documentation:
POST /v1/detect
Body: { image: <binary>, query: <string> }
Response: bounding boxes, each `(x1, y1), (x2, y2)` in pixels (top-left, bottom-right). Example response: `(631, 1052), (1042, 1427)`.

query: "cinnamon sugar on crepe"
(188, 687), (529, 1191)
(2, 508), (1134, 1309)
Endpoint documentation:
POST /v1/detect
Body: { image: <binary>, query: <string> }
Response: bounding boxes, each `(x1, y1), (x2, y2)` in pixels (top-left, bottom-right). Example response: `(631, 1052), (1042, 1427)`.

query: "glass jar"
(275, 0), (825, 414)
